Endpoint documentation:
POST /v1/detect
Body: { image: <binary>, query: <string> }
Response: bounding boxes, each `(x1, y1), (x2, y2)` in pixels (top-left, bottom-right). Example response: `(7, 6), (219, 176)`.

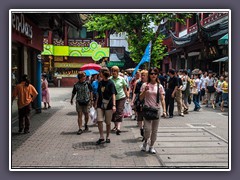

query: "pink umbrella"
(80, 63), (102, 71)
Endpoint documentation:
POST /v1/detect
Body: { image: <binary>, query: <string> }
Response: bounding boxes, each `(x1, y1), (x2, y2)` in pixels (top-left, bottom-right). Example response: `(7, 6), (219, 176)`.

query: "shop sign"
(12, 13), (33, 39)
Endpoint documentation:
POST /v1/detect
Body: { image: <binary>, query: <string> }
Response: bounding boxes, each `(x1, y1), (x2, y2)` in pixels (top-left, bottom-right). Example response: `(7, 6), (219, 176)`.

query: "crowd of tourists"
(68, 66), (229, 154)
(12, 65), (228, 154)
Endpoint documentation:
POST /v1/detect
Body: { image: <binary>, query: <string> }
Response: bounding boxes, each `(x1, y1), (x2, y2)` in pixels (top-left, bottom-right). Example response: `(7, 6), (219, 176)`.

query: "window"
(80, 27), (87, 38)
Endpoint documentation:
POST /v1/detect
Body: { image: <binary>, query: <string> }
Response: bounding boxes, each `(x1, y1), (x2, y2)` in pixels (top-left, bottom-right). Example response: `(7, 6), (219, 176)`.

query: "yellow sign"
(54, 63), (84, 68)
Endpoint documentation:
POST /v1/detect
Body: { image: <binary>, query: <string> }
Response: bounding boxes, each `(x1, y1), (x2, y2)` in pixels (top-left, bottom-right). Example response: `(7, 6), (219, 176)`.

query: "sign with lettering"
(12, 13), (33, 39)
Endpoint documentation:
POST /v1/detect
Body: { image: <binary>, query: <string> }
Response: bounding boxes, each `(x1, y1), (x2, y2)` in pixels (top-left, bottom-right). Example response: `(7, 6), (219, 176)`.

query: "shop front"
(41, 41), (110, 87)
(11, 13), (44, 115)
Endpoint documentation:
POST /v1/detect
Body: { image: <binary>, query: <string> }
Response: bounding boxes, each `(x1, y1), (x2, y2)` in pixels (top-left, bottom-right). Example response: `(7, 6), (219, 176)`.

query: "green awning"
(218, 33), (228, 45)
(107, 61), (125, 68)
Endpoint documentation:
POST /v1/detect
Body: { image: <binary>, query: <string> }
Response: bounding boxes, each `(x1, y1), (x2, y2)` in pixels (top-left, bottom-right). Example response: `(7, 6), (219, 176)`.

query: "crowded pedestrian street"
(11, 87), (229, 169)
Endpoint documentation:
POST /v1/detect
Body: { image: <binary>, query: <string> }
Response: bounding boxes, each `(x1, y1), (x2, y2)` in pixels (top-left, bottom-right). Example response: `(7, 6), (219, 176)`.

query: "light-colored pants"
(175, 90), (183, 114)
(207, 92), (215, 101)
(143, 118), (160, 146)
(97, 108), (113, 125)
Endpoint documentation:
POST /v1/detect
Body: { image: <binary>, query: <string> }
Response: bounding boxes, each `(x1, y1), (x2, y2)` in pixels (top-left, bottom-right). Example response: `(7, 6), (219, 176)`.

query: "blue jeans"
(193, 92), (201, 110)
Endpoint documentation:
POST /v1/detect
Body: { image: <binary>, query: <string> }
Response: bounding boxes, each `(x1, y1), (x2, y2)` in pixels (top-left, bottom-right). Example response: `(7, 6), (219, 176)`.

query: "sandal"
(116, 129), (121, 135)
(96, 138), (105, 145)
(106, 139), (111, 143)
(111, 127), (117, 131)
(77, 129), (83, 135)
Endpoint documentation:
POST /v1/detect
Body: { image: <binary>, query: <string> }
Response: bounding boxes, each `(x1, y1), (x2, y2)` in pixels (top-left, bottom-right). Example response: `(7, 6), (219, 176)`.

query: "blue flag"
(132, 41), (151, 77)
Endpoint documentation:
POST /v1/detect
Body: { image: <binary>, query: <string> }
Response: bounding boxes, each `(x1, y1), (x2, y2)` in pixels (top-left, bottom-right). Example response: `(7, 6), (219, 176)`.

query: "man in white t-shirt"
(205, 71), (216, 109)
(200, 71), (208, 104)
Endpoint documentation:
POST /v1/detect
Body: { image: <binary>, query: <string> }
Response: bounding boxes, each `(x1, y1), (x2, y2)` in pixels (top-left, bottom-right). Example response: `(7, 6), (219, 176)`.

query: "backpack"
(75, 82), (91, 106)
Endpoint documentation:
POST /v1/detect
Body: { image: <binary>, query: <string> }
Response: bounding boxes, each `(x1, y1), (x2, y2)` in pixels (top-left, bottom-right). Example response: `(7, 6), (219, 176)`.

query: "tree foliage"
(84, 13), (191, 67)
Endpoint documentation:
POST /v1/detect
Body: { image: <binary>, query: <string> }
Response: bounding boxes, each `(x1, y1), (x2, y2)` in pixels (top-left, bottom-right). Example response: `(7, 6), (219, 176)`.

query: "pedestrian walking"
(12, 74), (38, 134)
(131, 70), (148, 140)
(165, 69), (178, 118)
(175, 70), (184, 117)
(205, 71), (216, 109)
(41, 74), (51, 109)
(220, 76), (228, 112)
(70, 71), (93, 135)
(200, 71), (208, 104)
(95, 67), (117, 145)
(110, 66), (129, 135)
(215, 75), (224, 107)
(192, 74), (201, 111)
(181, 70), (190, 114)
(139, 68), (166, 154)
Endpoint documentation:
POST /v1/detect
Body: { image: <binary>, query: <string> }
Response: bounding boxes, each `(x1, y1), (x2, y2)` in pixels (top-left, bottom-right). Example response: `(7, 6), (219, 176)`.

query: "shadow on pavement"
(11, 108), (60, 152)
(72, 141), (106, 150)
(124, 150), (149, 157)
(121, 138), (139, 144)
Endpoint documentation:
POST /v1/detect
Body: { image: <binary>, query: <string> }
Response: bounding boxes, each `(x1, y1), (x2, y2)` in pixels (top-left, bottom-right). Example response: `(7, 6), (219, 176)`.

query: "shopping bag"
(89, 107), (97, 124)
(123, 101), (132, 118)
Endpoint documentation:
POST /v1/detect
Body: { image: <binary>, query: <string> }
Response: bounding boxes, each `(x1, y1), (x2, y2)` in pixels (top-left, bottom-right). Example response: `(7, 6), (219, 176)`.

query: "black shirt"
(167, 76), (178, 90)
(97, 79), (117, 109)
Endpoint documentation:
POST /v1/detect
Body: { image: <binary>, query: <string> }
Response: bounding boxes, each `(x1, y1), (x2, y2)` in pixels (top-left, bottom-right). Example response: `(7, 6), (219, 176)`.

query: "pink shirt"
(140, 83), (165, 108)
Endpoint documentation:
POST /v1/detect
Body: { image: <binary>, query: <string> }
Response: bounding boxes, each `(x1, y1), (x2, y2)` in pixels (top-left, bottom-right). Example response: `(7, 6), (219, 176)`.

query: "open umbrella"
(83, 69), (99, 77)
(192, 68), (200, 75)
(80, 63), (102, 71)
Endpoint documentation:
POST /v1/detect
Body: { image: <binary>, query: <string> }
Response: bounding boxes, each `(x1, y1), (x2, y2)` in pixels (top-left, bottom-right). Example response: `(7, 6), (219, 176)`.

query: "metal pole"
(36, 55), (42, 113)
(148, 41), (152, 70)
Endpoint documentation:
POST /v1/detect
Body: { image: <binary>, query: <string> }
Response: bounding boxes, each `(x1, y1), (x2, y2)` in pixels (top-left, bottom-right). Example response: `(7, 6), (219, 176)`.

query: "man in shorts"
(70, 71), (93, 135)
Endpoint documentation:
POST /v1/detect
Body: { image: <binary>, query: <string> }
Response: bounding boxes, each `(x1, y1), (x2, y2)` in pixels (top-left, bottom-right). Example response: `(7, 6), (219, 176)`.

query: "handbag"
(42, 89), (47, 96)
(181, 81), (187, 91)
(142, 106), (159, 120)
(101, 98), (110, 110)
(207, 86), (215, 93)
(191, 87), (198, 95)
(142, 83), (160, 120)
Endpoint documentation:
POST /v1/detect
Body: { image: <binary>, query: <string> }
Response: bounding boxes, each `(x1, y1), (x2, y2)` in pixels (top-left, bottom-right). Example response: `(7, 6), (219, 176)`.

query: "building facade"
(162, 12), (229, 75)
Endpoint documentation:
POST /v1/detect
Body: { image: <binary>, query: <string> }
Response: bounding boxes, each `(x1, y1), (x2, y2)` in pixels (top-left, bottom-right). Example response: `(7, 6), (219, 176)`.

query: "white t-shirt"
(206, 77), (215, 86)
(200, 76), (207, 89)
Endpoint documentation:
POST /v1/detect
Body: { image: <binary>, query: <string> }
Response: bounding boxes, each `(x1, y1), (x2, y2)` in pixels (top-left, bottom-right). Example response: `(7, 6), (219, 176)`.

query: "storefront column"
(36, 55), (42, 113)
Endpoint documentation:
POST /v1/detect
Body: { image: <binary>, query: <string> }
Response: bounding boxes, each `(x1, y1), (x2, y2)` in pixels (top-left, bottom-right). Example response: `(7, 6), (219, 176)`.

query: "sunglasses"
(150, 72), (157, 75)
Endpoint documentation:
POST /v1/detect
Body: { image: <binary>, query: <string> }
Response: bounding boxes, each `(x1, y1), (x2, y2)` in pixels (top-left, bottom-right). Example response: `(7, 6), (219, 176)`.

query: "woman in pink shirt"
(139, 68), (166, 154)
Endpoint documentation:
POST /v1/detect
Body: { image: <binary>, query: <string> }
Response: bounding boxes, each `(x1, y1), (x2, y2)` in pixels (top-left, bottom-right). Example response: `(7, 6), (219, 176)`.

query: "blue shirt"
(91, 80), (99, 95)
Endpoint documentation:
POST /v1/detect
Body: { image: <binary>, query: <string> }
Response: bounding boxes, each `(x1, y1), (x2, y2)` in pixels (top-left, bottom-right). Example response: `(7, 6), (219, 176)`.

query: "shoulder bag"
(142, 83), (160, 120)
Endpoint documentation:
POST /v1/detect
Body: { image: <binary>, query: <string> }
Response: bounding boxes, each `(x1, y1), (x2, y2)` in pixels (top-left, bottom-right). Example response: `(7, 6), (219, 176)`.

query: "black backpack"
(134, 81), (144, 111)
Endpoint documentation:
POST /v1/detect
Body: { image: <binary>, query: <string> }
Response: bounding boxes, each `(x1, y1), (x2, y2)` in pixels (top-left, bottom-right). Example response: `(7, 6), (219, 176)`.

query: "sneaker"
(179, 113), (184, 117)
(149, 147), (156, 154)
(77, 129), (83, 135)
(141, 142), (147, 152)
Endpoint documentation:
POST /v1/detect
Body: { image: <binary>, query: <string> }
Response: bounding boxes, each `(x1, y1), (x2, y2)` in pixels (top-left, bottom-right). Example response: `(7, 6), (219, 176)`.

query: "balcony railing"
(188, 12), (228, 34)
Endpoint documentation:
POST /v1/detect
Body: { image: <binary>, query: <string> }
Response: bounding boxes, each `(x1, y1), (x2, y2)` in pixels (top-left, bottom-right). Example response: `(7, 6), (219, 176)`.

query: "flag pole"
(148, 41), (152, 70)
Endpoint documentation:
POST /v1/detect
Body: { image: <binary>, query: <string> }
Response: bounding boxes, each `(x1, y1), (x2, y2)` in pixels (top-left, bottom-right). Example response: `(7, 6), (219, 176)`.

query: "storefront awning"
(218, 33), (228, 45)
(212, 56), (228, 63)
